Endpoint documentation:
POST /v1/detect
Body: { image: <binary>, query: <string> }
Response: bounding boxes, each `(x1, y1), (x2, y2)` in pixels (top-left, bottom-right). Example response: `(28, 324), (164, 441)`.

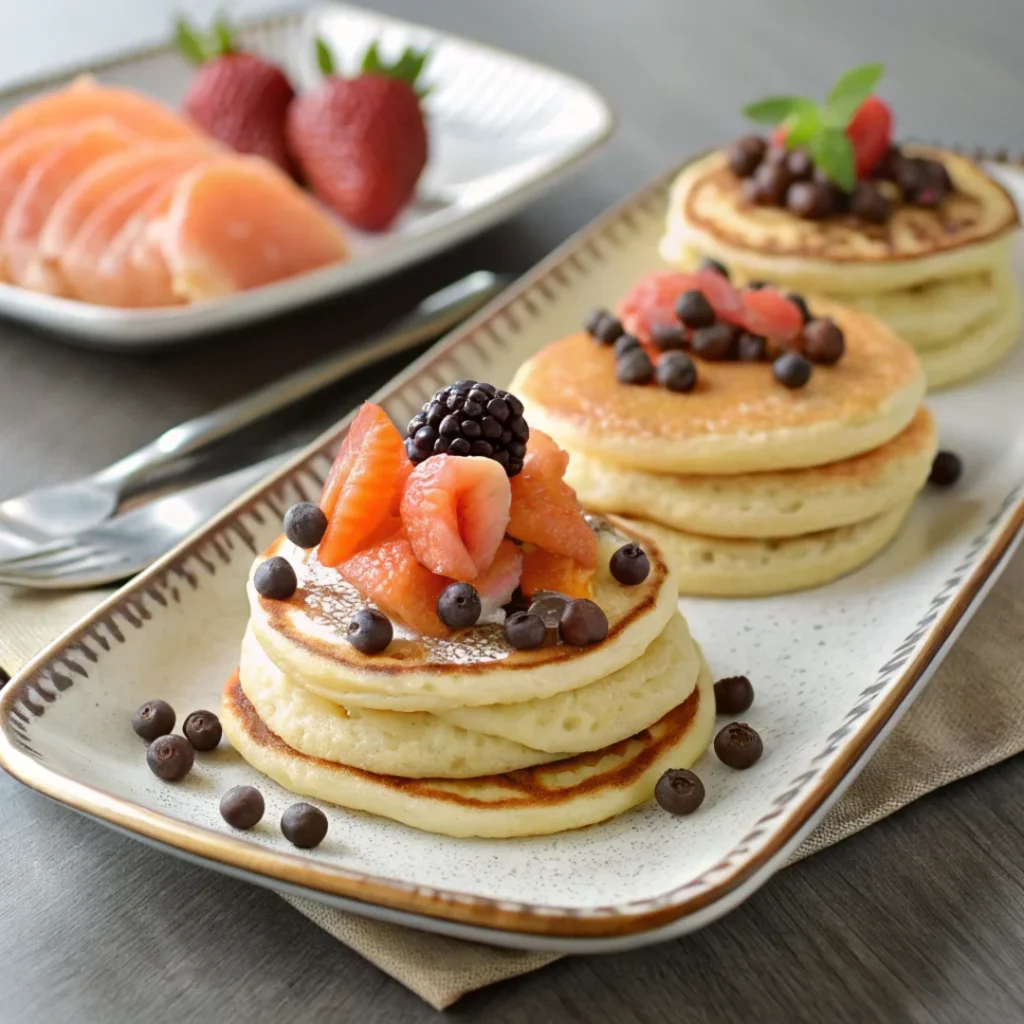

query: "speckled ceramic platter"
(1, 157), (1022, 954)
(0, 3), (612, 348)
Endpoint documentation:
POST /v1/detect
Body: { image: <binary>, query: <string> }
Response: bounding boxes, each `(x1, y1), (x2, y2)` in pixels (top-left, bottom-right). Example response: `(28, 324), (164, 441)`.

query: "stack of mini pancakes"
(660, 147), (1021, 389)
(512, 304), (935, 597)
(221, 523), (716, 838)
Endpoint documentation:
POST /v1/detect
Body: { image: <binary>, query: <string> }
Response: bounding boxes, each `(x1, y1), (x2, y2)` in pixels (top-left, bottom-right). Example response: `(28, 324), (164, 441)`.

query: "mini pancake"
(563, 407), (937, 538)
(239, 613), (699, 777)
(615, 501), (913, 597)
(511, 305), (925, 475)
(660, 147), (1019, 296)
(247, 521), (678, 712)
(220, 651), (716, 839)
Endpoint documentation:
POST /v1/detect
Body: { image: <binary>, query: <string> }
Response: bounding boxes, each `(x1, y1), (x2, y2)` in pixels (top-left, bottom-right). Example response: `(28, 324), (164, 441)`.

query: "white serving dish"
(0, 158), (1021, 953)
(0, 3), (613, 348)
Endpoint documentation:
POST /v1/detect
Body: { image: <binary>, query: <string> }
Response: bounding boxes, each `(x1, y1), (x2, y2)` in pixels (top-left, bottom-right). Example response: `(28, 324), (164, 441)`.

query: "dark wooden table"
(2, 1), (1024, 1020)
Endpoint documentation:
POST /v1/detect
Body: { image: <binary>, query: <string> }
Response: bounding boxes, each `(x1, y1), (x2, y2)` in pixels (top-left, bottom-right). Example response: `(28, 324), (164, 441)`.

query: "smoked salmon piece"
(157, 156), (348, 301)
(3, 121), (136, 289)
(468, 538), (523, 618)
(519, 547), (594, 600)
(318, 403), (408, 568)
(401, 454), (512, 581)
(339, 536), (452, 638)
(508, 431), (598, 569)
(39, 141), (216, 272)
(0, 76), (197, 154)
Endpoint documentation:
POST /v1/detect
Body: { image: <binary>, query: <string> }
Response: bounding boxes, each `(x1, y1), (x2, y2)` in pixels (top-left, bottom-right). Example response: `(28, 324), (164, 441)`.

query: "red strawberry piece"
(846, 95), (893, 179)
(618, 271), (700, 346)
(177, 17), (294, 173)
(694, 269), (746, 326)
(287, 39), (429, 231)
(740, 287), (804, 341)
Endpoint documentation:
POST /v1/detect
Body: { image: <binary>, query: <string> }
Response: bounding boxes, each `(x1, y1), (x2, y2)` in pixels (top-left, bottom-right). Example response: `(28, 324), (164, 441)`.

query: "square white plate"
(1, 158), (1022, 954)
(0, 3), (613, 348)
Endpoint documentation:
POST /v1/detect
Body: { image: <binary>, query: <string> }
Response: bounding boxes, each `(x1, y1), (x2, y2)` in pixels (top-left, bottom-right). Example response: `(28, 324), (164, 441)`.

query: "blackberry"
(404, 380), (529, 477)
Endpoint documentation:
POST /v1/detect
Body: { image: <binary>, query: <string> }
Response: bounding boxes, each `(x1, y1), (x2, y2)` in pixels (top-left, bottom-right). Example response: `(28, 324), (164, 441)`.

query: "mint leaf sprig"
(742, 63), (885, 192)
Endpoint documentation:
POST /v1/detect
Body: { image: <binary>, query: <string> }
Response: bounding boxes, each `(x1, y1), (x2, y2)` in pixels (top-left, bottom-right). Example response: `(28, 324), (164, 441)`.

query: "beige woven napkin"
(2, 545), (1022, 1010)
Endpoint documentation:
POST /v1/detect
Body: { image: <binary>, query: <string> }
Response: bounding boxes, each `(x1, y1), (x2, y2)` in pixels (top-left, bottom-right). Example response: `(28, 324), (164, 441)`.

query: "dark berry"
(803, 318), (845, 365)
(737, 333), (768, 362)
(895, 157), (927, 200)
(786, 181), (828, 219)
(504, 611), (547, 650)
(773, 352), (812, 389)
(699, 257), (730, 279)
(528, 592), (570, 628)
(872, 145), (904, 182)
(132, 699), (175, 742)
(146, 735), (194, 781)
(714, 722), (763, 769)
(183, 710), (222, 751)
(929, 451), (962, 487)
(727, 135), (767, 178)
(220, 786), (265, 830)
(650, 323), (687, 351)
(655, 769), (705, 815)
(502, 586), (529, 617)
(675, 289), (715, 329)
(610, 543), (650, 585)
(751, 161), (791, 205)
(656, 352), (697, 392)
(713, 675), (754, 715)
(438, 582), (482, 628)
(849, 181), (894, 224)
(785, 148), (814, 181)
(616, 348), (655, 385)
(559, 599), (609, 646)
(692, 323), (739, 361)
(283, 502), (328, 549)
(586, 310), (624, 344)
(281, 803), (328, 849)
(347, 608), (393, 654)
(746, 280), (768, 290)
(613, 333), (641, 358)
(410, 381), (528, 476)
(254, 556), (297, 600)
(787, 293), (812, 324)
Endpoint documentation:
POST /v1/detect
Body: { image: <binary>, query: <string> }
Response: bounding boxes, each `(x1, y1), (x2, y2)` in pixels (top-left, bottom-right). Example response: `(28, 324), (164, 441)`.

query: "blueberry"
(183, 710), (222, 751)
(438, 583), (482, 629)
(132, 699), (175, 742)
(675, 290), (715, 329)
(772, 352), (813, 389)
(504, 611), (547, 650)
(559, 599), (609, 646)
(656, 352), (697, 393)
(281, 803), (329, 849)
(146, 734), (194, 781)
(220, 786), (265, 830)
(609, 543), (650, 585)
(283, 502), (328, 549)
(347, 608), (393, 654)
(254, 556), (297, 599)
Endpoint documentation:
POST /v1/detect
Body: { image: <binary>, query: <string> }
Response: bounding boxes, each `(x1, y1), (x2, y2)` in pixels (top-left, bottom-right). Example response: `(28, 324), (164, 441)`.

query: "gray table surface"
(2, 1), (1024, 1020)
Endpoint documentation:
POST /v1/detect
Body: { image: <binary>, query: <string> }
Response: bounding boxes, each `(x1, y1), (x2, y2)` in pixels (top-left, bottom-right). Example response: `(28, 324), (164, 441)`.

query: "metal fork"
(0, 270), (502, 555)
(0, 452), (293, 590)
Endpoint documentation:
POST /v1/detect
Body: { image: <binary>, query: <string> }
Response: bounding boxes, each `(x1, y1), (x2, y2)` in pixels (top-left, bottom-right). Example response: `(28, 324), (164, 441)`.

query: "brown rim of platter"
(0, 144), (1022, 941)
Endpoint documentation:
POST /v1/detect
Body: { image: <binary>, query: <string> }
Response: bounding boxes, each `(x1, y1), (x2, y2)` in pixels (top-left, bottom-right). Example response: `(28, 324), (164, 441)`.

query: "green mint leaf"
(824, 62), (884, 126)
(810, 127), (856, 191)
(174, 17), (208, 65)
(779, 99), (820, 147)
(742, 96), (808, 125)
(212, 15), (235, 57)
(315, 37), (336, 76)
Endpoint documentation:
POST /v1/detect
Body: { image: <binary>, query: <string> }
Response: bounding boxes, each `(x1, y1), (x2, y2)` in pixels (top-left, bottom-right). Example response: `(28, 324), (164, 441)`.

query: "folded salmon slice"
(39, 140), (216, 269)
(0, 76), (198, 155)
(157, 156), (349, 301)
(3, 121), (137, 289)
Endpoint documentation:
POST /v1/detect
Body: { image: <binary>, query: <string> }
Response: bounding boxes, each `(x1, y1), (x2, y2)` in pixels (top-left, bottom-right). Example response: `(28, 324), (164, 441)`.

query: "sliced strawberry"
(317, 403), (408, 567)
(339, 535), (452, 638)
(617, 271), (699, 345)
(401, 454), (512, 581)
(741, 287), (804, 341)
(520, 547), (594, 600)
(847, 95), (893, 179)
(508, 431), (597, 570)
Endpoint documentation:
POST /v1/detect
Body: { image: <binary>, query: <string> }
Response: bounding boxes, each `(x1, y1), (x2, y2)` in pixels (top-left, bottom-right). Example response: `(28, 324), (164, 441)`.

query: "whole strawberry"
(287, 40), (429, 232)
(177, 16), (295, 173)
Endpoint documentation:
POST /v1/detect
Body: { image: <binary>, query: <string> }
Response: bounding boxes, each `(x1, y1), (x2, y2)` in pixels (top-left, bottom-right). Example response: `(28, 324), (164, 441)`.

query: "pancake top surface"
(672, 147), (1019, 264)
(514, 303), (923, 458)
(247, 521), (679, 709)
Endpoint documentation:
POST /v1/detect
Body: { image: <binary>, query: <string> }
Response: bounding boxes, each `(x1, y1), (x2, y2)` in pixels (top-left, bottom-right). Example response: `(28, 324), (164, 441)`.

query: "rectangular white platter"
(0, 3), (612, 349)
(1, 158), (1022, 954)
